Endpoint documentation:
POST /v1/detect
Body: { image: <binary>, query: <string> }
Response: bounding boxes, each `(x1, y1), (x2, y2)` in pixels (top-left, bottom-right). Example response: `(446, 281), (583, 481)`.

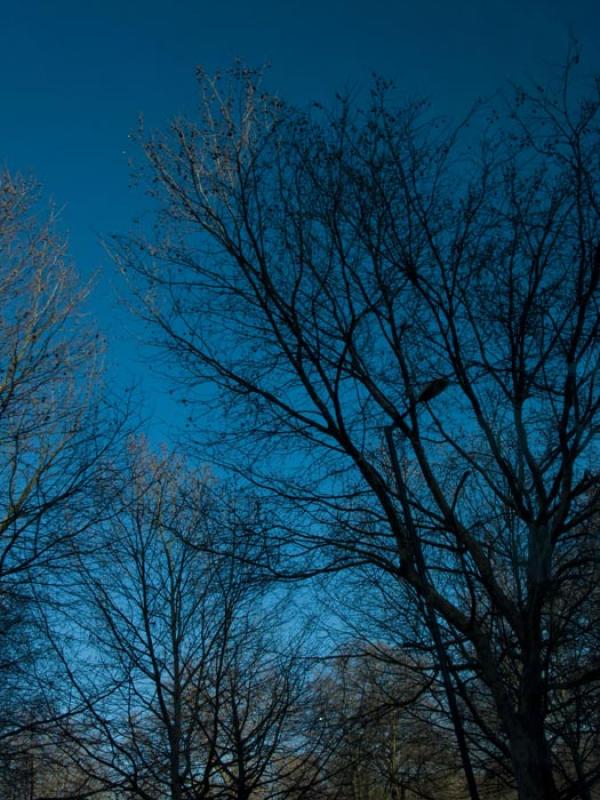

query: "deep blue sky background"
(3, 0), (600, 435)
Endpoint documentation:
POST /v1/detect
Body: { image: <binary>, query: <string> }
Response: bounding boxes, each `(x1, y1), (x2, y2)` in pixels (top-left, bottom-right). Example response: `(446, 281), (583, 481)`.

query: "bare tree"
(0, 170), (123, 782)
(314, 646), (478, 800)
(119, 58), (600, 800)
(0, 171), (115, 587)
(56, 443), (314, 800)
(319, 564), (517, 799)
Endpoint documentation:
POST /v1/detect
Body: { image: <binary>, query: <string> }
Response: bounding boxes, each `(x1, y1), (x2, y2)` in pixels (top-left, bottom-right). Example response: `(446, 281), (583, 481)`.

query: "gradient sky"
(3, 0), (600, 435)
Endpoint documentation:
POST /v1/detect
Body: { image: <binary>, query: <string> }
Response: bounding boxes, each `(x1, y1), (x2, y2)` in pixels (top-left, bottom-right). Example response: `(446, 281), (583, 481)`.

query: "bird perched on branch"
(416, 377), (450, 405)
(392, 377), (451, 426)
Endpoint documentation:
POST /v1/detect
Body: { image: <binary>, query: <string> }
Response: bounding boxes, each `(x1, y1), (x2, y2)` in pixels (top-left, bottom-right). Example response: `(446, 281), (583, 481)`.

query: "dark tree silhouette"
(120, 59), (600, 800)
(53, 444), (316, 800)
(0, 171), (123, 790)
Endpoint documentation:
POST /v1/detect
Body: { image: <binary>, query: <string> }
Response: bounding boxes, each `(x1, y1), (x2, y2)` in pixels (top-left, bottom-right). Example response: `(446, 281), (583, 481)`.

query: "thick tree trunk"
(509, 656), (559, 800)
(509, 725), (559, 800)
(476, 622), (559, 800)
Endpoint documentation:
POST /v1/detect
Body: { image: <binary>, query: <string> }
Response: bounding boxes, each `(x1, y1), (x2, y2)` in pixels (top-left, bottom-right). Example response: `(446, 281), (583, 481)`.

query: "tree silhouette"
(121, 59), (600, 800)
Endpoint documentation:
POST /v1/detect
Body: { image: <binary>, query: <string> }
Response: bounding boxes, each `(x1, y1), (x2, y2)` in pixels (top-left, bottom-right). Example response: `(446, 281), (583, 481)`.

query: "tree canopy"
(117, 60), (600, 800)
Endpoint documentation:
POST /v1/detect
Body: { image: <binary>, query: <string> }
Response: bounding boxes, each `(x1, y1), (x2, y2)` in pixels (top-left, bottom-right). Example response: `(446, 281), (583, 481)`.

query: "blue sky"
(3, 0), (600, 435)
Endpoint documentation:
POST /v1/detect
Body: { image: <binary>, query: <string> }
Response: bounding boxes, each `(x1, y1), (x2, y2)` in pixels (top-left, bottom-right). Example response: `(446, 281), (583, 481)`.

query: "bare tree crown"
(118, 61), (600, 800)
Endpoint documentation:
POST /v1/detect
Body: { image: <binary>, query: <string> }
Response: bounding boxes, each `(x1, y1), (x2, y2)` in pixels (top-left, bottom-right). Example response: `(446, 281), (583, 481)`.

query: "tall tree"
(0, 171), (114, 589)
(0, 170), (122, 780)
(120, 59), (600, 800)
(58, 444), (313, 800)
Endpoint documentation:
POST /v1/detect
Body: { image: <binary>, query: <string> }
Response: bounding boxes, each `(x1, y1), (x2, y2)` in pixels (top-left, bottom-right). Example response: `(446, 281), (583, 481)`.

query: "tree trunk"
(509, 668), (559, 800)
(510, 726), (559, 800)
